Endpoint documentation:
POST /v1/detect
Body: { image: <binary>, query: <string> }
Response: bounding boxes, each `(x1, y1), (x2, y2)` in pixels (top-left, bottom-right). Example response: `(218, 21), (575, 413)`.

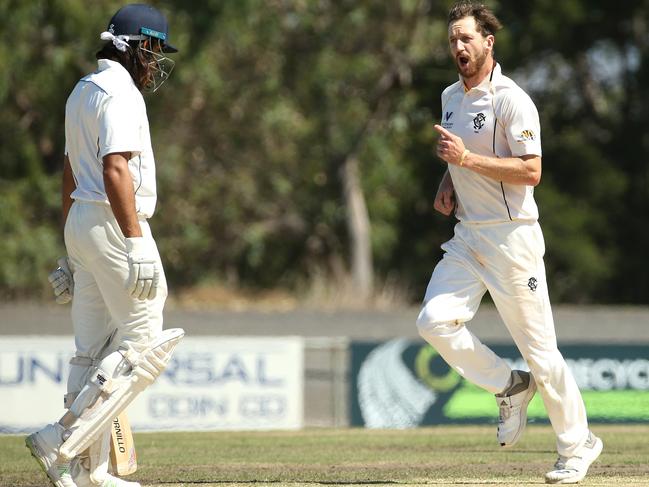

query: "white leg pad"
(69, 352), (129, 418)
(59, 328), (184, 460)
(89, 428), (111, 485)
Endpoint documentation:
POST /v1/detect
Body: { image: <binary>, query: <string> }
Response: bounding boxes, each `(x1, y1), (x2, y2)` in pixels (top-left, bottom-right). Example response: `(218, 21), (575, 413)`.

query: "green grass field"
(2, 425), (648, 486)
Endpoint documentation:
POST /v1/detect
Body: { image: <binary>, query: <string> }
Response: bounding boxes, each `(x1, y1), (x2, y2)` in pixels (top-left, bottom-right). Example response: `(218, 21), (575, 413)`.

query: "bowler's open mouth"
(458, 55), (470, 67)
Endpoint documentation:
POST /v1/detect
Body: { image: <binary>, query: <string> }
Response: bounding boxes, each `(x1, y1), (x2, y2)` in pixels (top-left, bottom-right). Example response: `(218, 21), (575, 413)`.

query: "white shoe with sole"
(496, 370), (537, 447)
(545, 431), (603, 484)
(25, 423), (77, 487)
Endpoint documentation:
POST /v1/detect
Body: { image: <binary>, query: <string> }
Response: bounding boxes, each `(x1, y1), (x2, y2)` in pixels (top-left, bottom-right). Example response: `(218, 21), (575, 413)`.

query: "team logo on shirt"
(442, 111), (454, 129)
(528, 277), (538, 292)
(473, 112), (486, 131)
(517, 129), (536, 142)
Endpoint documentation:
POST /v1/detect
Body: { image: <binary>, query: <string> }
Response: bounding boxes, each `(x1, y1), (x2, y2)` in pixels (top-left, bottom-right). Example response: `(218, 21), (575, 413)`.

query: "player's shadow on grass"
(154, 481), (401, 485)
(457, 448), (555, 453)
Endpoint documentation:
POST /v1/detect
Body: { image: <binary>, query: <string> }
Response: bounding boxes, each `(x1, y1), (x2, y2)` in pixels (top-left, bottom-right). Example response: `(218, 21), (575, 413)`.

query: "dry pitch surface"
(2, 425), (648, 486)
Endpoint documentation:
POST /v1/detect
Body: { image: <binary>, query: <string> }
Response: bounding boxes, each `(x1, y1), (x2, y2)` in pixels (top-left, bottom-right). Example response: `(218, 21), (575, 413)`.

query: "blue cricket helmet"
(107, 3), (178, 53)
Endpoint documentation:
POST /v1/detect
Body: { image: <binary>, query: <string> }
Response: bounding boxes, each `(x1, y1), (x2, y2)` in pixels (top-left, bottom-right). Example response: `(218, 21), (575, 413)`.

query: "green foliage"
(1, 0), (648, 303)
(0, 177), (62, 298)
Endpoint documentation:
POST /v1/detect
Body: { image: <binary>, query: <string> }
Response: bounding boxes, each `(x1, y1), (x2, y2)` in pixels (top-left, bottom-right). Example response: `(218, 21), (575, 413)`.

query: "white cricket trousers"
(64, 201), (167, 361)
(416, 220), (589, 457)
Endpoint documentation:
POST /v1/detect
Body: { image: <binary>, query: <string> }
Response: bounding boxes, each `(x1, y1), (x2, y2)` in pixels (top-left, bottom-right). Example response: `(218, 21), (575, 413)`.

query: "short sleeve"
(500, 89), (542, 157)
(440, 83), (457, 119)
(97, 95), (143, 159)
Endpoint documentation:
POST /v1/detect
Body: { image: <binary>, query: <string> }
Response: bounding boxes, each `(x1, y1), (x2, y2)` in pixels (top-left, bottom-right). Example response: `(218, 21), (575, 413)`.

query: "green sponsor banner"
(350, 340), (649, 427)
(445, 383), (649, 421)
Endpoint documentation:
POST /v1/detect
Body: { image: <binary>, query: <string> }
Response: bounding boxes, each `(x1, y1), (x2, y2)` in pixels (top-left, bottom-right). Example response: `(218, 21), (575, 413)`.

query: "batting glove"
(125, 237), (160, 300)
(48, 257), (74, 304)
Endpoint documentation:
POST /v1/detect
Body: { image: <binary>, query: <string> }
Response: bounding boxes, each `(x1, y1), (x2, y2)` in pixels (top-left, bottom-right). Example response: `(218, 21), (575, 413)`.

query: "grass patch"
(2, 425), (648, 486)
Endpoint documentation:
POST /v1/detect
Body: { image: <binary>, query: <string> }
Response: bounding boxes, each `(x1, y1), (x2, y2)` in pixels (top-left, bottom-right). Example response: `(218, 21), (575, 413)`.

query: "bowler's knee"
(416, 301), (435, 333)
(416, 302), (460, 339)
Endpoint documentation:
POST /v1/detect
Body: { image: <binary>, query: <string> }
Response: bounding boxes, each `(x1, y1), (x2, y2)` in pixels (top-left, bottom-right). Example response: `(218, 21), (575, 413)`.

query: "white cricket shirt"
(65, 59), (157, 218)
(441, 63), (542, 223)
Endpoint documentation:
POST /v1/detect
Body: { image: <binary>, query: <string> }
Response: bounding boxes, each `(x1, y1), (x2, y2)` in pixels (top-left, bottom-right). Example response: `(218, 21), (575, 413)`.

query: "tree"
(1, 0), (648, 305)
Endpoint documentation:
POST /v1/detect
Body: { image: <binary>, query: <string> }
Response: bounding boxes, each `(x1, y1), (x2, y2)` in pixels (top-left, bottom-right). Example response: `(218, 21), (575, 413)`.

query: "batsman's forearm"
(103, 164), (142, 239)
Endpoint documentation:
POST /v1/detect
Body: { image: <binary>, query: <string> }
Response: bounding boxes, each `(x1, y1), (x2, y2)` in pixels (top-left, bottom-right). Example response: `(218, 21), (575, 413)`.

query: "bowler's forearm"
(461, 152), (541, 186)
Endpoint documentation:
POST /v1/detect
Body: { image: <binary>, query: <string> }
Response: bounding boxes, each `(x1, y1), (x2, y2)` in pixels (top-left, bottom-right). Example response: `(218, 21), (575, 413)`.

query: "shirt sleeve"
(500, 89), (542, 157)
(97, 95), (143, 159)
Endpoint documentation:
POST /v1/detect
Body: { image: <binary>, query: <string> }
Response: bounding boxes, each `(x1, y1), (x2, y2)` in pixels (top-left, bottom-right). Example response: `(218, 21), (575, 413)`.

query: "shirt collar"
(461, 62), (501, 94)
(96, 58), (136, 86)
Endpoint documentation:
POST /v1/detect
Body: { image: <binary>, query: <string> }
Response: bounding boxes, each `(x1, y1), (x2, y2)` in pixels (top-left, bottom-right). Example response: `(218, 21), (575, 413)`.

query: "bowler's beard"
(456, 48), (488, 79)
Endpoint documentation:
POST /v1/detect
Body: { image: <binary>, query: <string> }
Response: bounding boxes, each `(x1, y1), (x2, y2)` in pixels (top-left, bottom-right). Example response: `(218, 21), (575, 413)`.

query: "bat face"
(109, 413), (137, 476)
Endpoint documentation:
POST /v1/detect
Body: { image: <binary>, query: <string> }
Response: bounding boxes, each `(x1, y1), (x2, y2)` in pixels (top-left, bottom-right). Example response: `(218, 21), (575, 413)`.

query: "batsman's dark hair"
(96, 41), (155, 91)
(448, 1), (502, 37)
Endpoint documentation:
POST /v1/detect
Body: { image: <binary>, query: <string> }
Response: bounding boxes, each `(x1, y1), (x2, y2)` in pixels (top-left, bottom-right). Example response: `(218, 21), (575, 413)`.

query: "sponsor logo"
(351, 341), (649, 427)
(148, 394), (286, 419)
(112, 418), (126, 453)
(517, 129), (536, 142)
(0, 352), (285, 387)
(442, 111), (454, 129)
(528, 277), (538, 292)
(473, 112), (486, 131)
(0, 337), (303, 433)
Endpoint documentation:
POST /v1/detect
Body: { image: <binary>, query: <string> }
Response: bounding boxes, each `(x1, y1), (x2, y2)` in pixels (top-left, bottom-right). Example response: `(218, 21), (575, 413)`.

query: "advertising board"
(0, 336), (304, 433)
(351, 339), (649, 427)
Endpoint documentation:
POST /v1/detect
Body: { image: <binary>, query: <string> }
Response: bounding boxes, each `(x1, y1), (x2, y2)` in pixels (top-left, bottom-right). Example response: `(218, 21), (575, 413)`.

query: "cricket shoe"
(495, 370), (537, 447)
(25, 422), (77, 487)
(545, 431), (603, 484)
(75, 473), (141, 487)
(71, 459), (141, 487)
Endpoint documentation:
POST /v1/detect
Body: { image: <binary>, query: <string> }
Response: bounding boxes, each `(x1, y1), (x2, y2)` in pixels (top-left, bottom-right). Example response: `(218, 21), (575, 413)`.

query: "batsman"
(26, 4), (184, 487)
(416, 2), (601, 484)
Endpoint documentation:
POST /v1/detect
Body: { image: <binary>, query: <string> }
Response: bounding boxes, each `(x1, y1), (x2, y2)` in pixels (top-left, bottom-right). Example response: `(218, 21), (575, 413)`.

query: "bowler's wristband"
(459, 149), (470, 166)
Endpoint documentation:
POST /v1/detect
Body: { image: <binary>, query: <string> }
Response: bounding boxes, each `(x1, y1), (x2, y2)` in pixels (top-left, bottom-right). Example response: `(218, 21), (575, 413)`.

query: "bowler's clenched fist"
(433, 171), (456, 216)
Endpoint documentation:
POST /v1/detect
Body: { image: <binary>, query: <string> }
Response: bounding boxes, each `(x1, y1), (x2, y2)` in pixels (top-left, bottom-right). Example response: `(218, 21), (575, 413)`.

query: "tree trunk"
(333, 1), (426, 303)
(341, 154), (373, 301)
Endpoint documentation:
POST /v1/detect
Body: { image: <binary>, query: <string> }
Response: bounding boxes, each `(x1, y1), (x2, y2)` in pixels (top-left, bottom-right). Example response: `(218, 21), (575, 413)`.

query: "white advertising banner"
(0, 336), (304, 433)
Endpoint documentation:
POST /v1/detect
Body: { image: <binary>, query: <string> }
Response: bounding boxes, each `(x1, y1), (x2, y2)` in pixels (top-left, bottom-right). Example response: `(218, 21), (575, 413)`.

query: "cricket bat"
(109, 412), (137, 476)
